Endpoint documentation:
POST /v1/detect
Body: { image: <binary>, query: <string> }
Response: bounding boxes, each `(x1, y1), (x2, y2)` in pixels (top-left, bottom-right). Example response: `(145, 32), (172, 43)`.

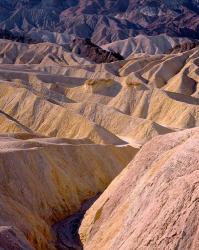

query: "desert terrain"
(0, 1), (199, 249)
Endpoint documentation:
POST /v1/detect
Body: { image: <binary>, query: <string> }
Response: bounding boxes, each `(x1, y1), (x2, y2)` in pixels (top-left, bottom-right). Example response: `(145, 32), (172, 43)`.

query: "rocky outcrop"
(80, 127), (199, 250)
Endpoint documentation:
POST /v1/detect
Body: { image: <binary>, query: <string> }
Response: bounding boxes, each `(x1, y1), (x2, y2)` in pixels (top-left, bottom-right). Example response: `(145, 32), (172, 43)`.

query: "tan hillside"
(0, 134), (137, 249)
(102, 34), (194, 58)
(80, 127), (199, 250)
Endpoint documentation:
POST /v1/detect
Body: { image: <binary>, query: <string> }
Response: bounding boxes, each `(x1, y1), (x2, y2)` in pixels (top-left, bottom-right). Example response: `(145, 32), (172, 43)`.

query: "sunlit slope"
(80, 127), (199, 250)
(2, 41), (199, 145)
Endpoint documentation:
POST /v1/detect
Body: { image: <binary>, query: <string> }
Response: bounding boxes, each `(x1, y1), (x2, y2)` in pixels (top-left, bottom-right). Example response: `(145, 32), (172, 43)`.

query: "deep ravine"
(52, 195), (100, 250)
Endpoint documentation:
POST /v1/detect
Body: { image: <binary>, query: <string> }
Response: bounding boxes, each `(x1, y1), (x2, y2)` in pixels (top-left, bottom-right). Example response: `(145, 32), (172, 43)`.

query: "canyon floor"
(0, 38), (199, 249)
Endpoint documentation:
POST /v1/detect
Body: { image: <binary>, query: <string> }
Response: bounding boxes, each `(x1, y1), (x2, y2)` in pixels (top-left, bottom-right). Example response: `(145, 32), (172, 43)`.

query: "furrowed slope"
(102, 34), (195, 58)
(2, 40), (199, 146)
(0, 135), (137, 249)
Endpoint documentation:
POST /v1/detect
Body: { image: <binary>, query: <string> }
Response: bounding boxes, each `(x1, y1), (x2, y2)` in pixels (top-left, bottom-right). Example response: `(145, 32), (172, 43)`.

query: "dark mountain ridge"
(1, 0), (199, 44)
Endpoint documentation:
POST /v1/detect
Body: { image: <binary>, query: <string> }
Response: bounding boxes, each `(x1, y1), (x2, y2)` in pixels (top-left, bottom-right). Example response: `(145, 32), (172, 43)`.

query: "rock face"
(1, 0), (199, 45)
(80, 127), (199, 250)
(0, 134), (137, 249)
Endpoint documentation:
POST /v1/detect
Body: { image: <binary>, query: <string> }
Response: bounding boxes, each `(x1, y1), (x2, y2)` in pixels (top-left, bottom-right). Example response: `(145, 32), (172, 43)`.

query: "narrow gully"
(52, 194), (100, 250)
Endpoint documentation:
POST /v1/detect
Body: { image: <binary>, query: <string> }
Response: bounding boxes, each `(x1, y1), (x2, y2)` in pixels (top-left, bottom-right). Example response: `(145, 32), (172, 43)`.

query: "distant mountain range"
(1, 0), (199, 45)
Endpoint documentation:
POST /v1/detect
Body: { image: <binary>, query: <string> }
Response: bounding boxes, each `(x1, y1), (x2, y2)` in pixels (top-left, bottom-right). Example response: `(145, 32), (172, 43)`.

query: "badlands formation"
(1, 35), (199, 250)
(2, 0), (199, 44)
